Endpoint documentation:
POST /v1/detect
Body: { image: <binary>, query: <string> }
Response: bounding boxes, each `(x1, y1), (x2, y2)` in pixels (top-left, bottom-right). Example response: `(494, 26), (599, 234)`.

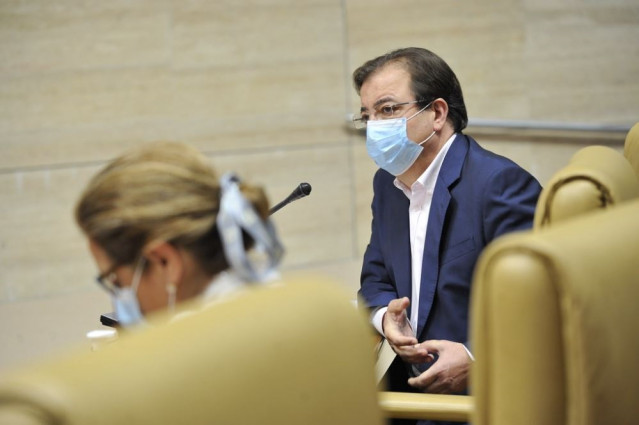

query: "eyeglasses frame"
(352, 99), (427, 129)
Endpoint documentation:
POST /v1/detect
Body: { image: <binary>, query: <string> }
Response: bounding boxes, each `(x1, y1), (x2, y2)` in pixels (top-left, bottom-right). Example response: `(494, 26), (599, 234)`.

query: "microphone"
(269, 182), (312, 215)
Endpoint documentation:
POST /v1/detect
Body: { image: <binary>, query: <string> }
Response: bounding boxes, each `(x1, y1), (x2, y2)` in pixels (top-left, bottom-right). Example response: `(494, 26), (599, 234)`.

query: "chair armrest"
(0, 405), (50, 425)
(378, 392), (473, 422)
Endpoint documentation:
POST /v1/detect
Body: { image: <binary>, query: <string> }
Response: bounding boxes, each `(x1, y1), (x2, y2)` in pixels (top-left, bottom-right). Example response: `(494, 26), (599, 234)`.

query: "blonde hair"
(75, 141), (269, 275)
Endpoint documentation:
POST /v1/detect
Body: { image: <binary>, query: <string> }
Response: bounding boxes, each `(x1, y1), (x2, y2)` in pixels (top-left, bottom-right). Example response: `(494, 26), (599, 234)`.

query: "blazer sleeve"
(481, 163), (542, 241)
(358, 171), (399, 310)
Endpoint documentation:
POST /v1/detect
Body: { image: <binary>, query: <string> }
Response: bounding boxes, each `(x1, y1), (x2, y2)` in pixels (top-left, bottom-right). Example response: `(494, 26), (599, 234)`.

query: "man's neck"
(398, 129), (456, 187)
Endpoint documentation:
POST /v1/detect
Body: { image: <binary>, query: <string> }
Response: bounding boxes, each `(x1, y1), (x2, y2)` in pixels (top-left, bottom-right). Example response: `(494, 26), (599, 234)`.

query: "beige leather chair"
(471, 198), (639, 425)
(534, 144), (639, 229)
(0, 279), (383, 425)
(624, 122), (639, 179)
(381, 145), (639, 423)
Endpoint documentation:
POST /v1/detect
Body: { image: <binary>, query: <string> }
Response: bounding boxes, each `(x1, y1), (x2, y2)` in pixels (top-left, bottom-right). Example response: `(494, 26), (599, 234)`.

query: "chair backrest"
(0, 279), (383, 425)
(624, 122), (639, 180)
(534, 144), (639, 229)
(471, 199), (639, 425)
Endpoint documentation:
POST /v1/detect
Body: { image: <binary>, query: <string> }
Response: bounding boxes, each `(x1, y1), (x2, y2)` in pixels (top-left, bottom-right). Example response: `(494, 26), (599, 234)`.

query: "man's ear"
(143, 241), (184, 290)
(431, 98), (449, 132)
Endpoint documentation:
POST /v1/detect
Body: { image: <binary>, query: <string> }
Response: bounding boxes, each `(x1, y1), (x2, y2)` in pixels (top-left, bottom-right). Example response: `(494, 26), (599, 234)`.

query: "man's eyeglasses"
(352, 100), (425, 130)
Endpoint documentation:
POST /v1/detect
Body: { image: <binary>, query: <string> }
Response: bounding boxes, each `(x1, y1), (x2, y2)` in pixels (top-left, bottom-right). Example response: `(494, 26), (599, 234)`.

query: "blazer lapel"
(387, 184), (412, 310)
(416, 135), (469, 338)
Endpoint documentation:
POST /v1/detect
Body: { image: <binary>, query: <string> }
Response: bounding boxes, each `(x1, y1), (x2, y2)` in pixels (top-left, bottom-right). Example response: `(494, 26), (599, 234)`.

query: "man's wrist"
(371, 306), (388, 337)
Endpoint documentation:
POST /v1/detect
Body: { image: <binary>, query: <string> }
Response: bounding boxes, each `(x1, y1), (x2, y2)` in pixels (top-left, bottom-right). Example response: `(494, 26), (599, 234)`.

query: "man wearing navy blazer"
(353, 48), (541, 423)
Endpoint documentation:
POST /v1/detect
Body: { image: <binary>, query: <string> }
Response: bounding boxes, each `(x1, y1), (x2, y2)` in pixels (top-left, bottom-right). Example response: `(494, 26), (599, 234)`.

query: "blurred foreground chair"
(624, 121), (639, 179)
(471, 197), (639, 425)
(0, 280), (383, 425)
(534, 144), (639, 229)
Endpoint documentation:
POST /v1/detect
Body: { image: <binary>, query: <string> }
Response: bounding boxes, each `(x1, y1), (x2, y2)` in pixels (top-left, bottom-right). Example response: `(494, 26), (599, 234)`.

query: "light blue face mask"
(365, 102), (435, 176)
(111, 258), (146, 328)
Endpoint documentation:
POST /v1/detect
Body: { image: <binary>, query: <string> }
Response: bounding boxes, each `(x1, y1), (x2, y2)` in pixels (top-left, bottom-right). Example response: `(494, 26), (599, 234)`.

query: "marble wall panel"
(524, 4), (639, 124)
(0, 1), (170, 76)
(0, 61), (346, 170)
(0, 164), (100, 302)
(350, 136), (377, 259)
(0, 288), (112, 372)
(0, 0), (347, 170)
(171, 0), (343, 70)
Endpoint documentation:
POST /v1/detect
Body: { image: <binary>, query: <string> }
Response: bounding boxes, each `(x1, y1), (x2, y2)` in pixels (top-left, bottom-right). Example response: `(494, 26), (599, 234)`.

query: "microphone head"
(269, 182), (312, 215)
(298, 182), (312, 196)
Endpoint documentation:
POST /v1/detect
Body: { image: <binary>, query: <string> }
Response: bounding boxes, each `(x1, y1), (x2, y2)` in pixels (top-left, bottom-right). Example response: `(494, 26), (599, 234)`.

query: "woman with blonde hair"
(75, 141), (283, 327)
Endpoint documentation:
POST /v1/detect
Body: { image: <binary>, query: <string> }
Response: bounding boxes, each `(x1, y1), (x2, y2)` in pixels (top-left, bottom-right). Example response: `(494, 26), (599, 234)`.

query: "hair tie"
(216, 173), (284, 282)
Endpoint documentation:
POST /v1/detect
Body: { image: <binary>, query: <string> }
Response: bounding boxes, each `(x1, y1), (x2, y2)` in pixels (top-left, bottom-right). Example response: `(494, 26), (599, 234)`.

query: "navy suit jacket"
(359, 134), (542, 347)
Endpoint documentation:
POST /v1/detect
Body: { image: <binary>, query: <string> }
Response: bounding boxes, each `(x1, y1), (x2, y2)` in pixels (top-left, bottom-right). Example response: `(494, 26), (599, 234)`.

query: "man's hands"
(407, 340), (471, 394)
(382, 298), (472, 394)
(383, 298), (432, 364)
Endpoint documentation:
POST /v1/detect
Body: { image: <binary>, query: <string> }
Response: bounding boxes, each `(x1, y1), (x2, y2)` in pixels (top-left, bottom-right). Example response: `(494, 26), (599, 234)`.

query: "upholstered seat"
(0, 279), (383, 425)
(534, 144), (639, 229)
(471, 198), (639, 425)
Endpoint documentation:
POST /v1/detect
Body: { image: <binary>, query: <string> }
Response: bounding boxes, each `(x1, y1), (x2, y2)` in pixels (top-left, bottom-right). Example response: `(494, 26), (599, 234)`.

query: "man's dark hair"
(353, 47), (468, 132)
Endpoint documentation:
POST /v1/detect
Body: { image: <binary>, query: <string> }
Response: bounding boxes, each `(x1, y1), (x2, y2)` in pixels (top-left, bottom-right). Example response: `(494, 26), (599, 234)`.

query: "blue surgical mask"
(365, 103), (435, 176)
(111, 258), (146, 328)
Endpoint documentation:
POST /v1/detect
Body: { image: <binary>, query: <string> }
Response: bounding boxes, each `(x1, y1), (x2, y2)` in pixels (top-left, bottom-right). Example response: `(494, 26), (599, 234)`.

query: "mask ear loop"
(406, 100), (433, 121)
(418, 130), (437, 146)
(111, 257), (147, 328)
(216, 173), (284, 283)
(130, 257), (146, 293)
(407, 101), (436, 146)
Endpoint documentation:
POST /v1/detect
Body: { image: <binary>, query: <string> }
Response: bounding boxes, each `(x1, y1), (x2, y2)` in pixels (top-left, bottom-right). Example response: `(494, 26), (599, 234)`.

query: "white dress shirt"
(371, 134), (456, 336)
